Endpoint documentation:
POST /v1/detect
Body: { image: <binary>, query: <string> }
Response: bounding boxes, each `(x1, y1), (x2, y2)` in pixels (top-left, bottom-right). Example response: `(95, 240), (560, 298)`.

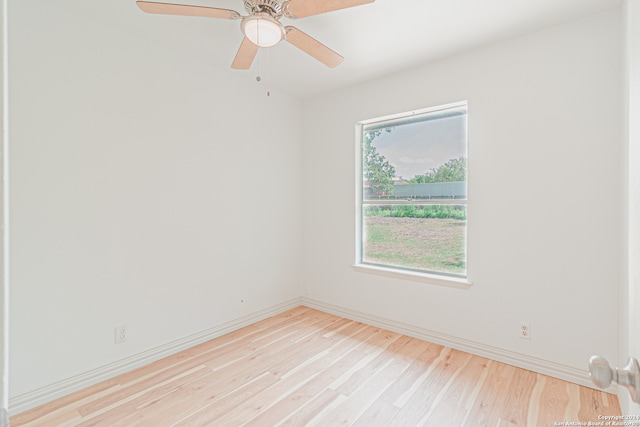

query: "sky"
(370, 115), (467, 180)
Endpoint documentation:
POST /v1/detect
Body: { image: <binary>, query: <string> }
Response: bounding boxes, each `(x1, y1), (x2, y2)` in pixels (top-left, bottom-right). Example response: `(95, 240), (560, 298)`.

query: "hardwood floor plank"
(379, 341), (447, 407)
(319, 354), (411, 425)
(563, 382), (582, 420)
(525, 373), (546, 427)
(328, 331), (404, 394)
(501, 367), (538, 425)
(459, 358), (518, 425)
(442, 354), (491, 408)
(277, 388), (344, 427)
(462, 357), (492, 413)
(416, 355), (475, 426)
(578, 385), (621, 420)
(11, 307), (621, 427)
(353, 399), (398, 426)
(534, 376), (571, 426)
(330, 332), (408, 396)
(419, 401), (468, 427)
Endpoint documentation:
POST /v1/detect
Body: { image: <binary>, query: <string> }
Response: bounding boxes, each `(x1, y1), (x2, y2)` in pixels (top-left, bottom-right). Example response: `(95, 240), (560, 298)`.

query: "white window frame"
(354, 101), (472, 288)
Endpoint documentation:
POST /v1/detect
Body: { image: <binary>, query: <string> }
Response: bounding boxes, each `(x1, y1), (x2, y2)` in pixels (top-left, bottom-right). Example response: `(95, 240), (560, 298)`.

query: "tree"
(363, 130), (395, 195)
(409, 157), (467, 183)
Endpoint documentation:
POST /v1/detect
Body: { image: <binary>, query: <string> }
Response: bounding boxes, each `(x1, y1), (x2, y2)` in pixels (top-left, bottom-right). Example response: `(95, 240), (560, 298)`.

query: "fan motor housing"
(244, 0), (282, 17)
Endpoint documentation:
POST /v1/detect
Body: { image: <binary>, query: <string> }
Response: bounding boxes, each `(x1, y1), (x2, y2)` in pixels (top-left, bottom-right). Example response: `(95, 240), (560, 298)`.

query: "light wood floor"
(12, 307), (620, 426)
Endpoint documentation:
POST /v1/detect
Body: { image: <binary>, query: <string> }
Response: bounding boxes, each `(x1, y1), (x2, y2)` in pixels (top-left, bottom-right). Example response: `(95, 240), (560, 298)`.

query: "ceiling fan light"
(242, 15), (284, 47)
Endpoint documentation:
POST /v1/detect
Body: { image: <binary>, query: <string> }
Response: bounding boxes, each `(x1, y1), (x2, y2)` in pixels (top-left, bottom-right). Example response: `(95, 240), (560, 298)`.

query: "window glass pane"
(363, 112), (467, 201)
(359, 103), (468, 279)
(362, 204), (467, 276)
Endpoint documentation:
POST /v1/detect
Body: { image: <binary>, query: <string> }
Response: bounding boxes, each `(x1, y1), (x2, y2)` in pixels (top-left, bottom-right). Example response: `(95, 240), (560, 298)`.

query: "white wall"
(9, 0), (303, 400)
(302, 10), (622, 375)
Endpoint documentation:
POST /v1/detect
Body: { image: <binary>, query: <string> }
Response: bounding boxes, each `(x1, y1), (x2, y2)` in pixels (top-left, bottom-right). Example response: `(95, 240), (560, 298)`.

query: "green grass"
(364, 204), (466, 220)
(363, 216), (466, 275)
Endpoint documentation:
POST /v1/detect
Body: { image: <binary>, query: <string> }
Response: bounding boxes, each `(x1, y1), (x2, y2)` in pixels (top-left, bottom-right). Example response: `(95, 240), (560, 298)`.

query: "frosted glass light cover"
(243, 17), (283, 47)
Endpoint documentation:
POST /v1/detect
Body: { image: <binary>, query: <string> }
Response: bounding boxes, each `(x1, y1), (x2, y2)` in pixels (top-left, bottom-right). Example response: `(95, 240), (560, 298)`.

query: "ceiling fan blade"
(285, 26), (344, 68)
(283, 0), (374, 18)
(231, 37), (259, 70)
(136, 1), (241, 20)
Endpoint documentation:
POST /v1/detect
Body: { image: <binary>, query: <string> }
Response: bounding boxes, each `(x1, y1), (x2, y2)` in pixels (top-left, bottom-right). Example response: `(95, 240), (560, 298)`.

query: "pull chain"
(256, 21), (262, 82)
(266, 47), (271, 97)
(253, 20), (271, 97)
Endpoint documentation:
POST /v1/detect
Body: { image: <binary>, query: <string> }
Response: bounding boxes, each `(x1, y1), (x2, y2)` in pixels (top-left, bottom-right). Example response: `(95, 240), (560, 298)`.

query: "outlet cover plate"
(114, 325), (127, 344)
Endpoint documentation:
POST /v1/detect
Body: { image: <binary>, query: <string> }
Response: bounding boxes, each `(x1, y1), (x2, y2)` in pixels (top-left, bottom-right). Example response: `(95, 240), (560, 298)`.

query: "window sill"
(352, 264), (473, 289)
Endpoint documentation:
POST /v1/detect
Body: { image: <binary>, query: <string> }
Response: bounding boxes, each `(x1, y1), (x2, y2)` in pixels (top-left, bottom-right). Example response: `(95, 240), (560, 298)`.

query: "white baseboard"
(9, 297), (302, 415)
(301, 297), (616, 394)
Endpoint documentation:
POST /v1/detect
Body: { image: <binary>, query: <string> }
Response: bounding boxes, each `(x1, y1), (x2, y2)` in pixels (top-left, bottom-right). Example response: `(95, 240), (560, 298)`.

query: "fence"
(365, 181), (466, 200)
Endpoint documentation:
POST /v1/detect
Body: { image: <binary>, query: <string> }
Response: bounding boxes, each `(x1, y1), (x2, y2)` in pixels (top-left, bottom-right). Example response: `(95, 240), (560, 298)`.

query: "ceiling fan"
(136, 0), (375, 69)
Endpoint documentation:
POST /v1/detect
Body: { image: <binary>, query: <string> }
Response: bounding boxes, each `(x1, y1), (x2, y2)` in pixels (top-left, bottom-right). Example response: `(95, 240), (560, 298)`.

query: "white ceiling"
(44, 0), (620, 98)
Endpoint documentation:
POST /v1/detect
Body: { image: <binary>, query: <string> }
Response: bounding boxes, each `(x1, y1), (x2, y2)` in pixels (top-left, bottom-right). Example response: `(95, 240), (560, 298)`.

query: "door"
(625, 0), (640, 416)
(0, 1), (7, 425)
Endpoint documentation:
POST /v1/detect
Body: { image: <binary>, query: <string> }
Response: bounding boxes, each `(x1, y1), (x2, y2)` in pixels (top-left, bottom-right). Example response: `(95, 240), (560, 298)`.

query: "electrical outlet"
(114, 325), (127, 344)
(519, 322), (530, 340)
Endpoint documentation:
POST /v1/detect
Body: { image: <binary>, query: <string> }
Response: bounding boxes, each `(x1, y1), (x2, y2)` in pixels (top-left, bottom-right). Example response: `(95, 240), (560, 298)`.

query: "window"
(356, 102), (468, 282)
